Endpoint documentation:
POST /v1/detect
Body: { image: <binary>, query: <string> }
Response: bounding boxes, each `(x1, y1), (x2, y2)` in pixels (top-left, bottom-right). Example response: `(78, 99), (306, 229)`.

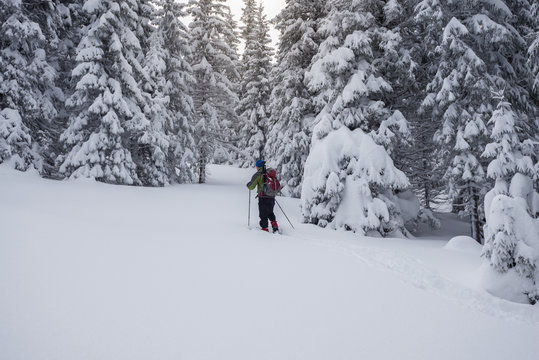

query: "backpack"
(262, 168), (280, 197)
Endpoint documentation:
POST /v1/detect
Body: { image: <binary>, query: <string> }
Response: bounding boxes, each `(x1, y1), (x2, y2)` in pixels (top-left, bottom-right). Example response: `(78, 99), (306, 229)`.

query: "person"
(246, 159), (279, 232)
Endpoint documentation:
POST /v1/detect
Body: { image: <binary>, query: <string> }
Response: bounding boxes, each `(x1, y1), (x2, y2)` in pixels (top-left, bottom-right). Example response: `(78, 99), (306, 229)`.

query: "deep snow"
(1, 164), (538, 360)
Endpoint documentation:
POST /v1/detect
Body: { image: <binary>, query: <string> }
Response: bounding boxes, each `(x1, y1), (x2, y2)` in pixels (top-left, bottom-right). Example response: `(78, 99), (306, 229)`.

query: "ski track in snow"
(349, 247), (539, 324)
(301, 237), (539, 325)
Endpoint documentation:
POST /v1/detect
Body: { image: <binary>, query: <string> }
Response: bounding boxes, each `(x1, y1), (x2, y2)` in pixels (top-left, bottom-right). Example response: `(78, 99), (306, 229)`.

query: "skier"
(246, 159), (279, 232)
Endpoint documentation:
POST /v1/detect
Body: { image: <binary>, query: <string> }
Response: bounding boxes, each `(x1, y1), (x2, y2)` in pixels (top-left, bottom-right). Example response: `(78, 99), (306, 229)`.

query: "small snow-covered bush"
(0, 108), (40, 171)
(481, 175), (539, 304)
(301, 126), (410, 236)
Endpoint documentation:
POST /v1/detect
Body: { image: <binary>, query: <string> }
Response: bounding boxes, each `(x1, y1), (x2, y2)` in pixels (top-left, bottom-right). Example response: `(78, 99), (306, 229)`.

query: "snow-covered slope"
(1, 164), (538, 360)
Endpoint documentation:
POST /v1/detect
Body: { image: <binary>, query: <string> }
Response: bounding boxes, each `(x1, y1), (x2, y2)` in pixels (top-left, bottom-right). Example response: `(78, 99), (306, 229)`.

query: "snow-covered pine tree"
(120, 0), (171, 186)
(235, 0), (273, 166)
(302, 0), (413, 236)
(46, 0), (86, 178)
(235, 0), (260, 164)
(528, 2), (539, 146)
(418, 0), (537, 243)
(420, 15), (490, 242)
(481, 91), (538, 304)
(213, 4), (241, 165)
(222, 7), (241, 57)
(0, 109), (35, 170)
(264, 0), (327, 197)
(59, 0), (149, 185)
(134, 0), (153, 55)
(370, 0), (416, 155)
(135, 0), (196, 186)
(403, 110), (447, 210)
(149, 0), (197, 184)
(301, 125), (410, 236)
(306, 0), (411, 154)
(24, 0), (71, 174)
(531, 3), (539, 94)
(188, 0), (239, 183)
(475, 0), (536, 142)
(138, 7), (174, 186)
(389, 0), (448, 210)
(0, 0), (61, 171)
(482, 92), (536, 193)
(383, 0), (446, 227)
(411, 0), (458, 213)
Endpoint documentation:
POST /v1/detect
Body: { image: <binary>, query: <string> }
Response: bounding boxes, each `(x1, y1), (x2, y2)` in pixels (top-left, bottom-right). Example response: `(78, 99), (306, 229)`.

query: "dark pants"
(258, 197), (276, 229)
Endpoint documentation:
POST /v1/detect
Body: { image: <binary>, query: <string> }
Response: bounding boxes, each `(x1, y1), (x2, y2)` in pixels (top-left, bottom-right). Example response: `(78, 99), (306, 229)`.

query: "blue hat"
(255, 159), (264, 168)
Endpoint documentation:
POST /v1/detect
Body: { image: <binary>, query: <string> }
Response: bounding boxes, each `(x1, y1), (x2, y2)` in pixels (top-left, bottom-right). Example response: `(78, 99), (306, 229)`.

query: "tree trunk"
(469, 185), (483, 244)
(472, 188), (483, 244)
(423, 178), (431, 209)
(198, 158), (206, 184)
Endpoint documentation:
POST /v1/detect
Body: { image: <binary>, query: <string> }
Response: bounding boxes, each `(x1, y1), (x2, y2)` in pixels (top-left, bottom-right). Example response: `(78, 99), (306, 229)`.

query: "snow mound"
(444, 236), (482, 254)
(477, 262), (534, 304)
(0, 160), (41, 178)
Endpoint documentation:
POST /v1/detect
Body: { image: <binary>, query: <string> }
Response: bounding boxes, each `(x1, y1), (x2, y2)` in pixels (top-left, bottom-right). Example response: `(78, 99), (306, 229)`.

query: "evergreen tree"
(302, 0), (413, 236)
(402, 111), (447, 209)
(416, 0), (536, 242)
(305, 0), (411, 151)
(59, 0), (149, 185)
(116, 0), (163, 186)
(530, 3), (539, 92)
(481, 92), (538, 304)
(151, 0), (197, 184)
(138, 7), (174, 186)
(47, 0), (86, 178)
(479, 1), (535, 138)
(265, 0), (327, 197)
(222, 6), (241, 56)
(188, 0), (239, 183)
(371, 0), (416, 156)
(0, 0), (61, 171)
(410, 0), (461, 211)
(135, 0), (196, 186)
(134, 0), (154, 54)
(0, 109), (35, 170)
(213, 4), (241, 165)
(301, 125), (411, 237)
(528, 2), (539, 141)
(236, 1), (273, 166)
(382, 0), (447, 210)
(425, 16), (490, 242)
(483, 93), (535, 188)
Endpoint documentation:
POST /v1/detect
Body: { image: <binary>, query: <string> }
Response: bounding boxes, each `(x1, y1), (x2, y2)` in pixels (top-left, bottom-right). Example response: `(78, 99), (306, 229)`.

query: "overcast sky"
(226, 0), (287, 51)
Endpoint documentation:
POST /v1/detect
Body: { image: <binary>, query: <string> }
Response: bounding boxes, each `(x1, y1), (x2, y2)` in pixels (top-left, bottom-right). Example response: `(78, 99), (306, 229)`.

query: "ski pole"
(275, 199), (295, 229)
(248, 190), (251, 228)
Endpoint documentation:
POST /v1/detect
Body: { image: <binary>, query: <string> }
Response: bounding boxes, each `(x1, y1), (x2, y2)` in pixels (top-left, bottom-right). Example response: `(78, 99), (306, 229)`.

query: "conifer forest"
(1, 0), (538, 303)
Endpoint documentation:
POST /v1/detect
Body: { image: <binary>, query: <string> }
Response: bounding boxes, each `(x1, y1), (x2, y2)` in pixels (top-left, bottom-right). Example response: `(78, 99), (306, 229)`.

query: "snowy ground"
(1, 164), (538, 360)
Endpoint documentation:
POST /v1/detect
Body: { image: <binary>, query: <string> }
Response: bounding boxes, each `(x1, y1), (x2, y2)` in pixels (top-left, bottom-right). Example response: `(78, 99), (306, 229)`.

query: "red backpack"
(262, 168), (281, 197)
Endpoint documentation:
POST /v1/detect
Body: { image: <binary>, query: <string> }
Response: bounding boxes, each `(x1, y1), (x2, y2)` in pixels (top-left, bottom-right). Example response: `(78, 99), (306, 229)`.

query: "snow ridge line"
(338, 244), (539, 324)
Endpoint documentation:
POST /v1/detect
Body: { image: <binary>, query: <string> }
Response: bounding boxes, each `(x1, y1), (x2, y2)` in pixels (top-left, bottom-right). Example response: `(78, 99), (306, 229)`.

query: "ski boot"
(271, 220), (279, 233)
